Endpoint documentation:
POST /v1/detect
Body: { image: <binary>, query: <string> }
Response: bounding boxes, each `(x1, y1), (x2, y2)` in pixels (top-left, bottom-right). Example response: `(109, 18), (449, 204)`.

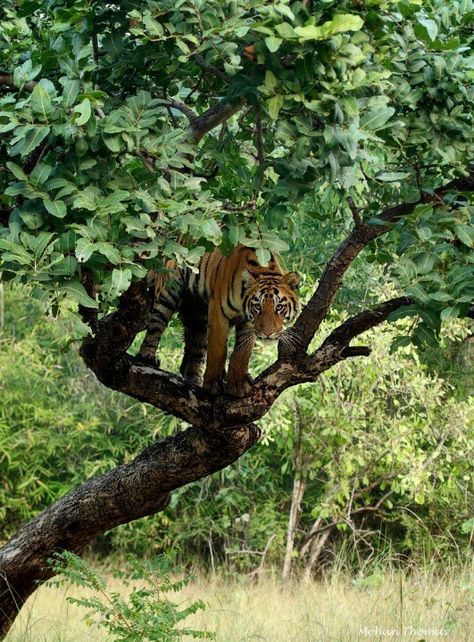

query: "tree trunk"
(282, 477), (306, 581)
(282, 401), (306, 581)
(0, 422), (260, 639)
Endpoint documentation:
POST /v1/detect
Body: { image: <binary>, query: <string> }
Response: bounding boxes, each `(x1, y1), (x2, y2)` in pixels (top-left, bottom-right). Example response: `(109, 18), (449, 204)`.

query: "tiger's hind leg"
(179, 302), (208, 386)
(138, 285), (182, 367)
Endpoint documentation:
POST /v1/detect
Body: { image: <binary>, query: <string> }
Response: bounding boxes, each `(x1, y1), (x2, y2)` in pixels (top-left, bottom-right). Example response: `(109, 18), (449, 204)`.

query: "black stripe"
(226, 294), (240, 314)
(157, 298), (175, 312)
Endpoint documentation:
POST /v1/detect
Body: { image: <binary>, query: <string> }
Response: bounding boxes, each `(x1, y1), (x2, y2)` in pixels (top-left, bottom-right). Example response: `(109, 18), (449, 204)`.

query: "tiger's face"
(243, 271), (300, 341)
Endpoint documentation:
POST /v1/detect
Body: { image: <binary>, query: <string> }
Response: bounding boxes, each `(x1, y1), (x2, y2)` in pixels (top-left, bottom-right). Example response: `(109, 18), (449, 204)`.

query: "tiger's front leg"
(203, 299), (229, 395)
(227, 322), (256, 398)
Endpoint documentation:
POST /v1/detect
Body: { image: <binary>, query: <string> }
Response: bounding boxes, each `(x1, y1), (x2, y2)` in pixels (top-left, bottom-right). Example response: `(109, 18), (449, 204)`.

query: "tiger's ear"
(283, 271), (300, 291)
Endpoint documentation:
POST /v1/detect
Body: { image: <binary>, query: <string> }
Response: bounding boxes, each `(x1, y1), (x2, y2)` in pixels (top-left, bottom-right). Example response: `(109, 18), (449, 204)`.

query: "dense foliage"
(1, 286), (472, 572)
(0, 0), (473, 349)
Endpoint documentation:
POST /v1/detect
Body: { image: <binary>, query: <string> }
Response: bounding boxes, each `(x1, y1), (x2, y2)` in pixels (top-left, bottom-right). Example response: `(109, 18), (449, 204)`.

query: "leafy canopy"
(0, 0), (473, 345)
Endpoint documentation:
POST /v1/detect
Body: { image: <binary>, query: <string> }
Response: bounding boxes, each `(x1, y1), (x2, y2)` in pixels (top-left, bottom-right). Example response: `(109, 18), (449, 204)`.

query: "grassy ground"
(5, 566), (473, 642)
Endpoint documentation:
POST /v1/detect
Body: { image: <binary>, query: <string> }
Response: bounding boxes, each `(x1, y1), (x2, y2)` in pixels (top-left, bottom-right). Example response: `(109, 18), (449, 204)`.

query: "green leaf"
(102, 134), (123, 152)
(417, 16), (438, 41)
(75, 238), (97, 263)
(30, 162), (53, 186)
(44, 200), (67, 218)
(265, 37), (283, 52)
(388, 305), (419, 322)
(405, 284), (430, 304)
(461, 518), (474, 534)
(6, 162), (28, 181)
(360, 107), (395, 131)
(294, 14), (363, 41)
(10, 126), (50, 157)
(440, 305), (461, 320)
(0, 239), (33, 264)
(111, 268), (132, 296)
(454, 224), (474, 248)
(62, 78), (80, 108)
(267, 96), (283, 120)
(23, 231), (55, 258)
(416, 252), (436, 275)
(73, 98), (92, 126)
(49, 255), (78, 276)
(417, 227), (432, 241)
(13, 59), (41, 88)
(264, 71), (278, 91)
(256, 247), (271, 265)
(275, 23), (297, 39)
(15, 204), (44, 230)
(30, 80), (56, 120)
(96, 242), (121, 265)
(58, 281), (98, 308)
(390, 336), (412, 354)
(143, 14), (164, 37)
(377, 171), (411, 182)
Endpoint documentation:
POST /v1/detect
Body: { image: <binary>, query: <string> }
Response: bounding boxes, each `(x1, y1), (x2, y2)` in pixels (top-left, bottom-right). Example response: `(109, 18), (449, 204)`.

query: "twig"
(191, 98), (244, 143)
(347, 196), (362, 227)
(136, 151), (155, 173)
(254, 106), (265, 194)
(192, 53), (230, 84)
(23, 142), (50, 175)
(221, 201), (256, 212)
(165, 100), (197, 122)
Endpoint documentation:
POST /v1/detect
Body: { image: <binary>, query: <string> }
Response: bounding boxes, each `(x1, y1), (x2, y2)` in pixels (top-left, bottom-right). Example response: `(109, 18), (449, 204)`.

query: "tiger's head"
(242, 269), (300, 342)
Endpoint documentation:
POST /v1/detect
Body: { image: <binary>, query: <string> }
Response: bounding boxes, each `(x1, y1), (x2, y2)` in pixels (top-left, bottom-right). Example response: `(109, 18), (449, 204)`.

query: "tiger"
(138, 244), (300, 397)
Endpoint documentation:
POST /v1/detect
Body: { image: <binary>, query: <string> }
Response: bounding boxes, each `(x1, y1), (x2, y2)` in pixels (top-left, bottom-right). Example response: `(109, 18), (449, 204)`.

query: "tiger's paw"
(226, 375), (254, 398)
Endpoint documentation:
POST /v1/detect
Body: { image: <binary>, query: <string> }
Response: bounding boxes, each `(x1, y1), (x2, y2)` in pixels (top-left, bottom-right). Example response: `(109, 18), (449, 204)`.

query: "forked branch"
(292, 169), (474, 351)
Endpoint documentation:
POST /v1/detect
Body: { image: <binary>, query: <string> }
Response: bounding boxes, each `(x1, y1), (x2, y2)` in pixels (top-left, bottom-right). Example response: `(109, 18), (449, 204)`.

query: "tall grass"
(6, 564), (473, 642)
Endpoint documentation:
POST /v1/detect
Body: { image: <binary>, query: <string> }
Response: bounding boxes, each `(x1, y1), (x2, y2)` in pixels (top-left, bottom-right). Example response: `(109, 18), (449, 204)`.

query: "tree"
(0, 0), (473, 637)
